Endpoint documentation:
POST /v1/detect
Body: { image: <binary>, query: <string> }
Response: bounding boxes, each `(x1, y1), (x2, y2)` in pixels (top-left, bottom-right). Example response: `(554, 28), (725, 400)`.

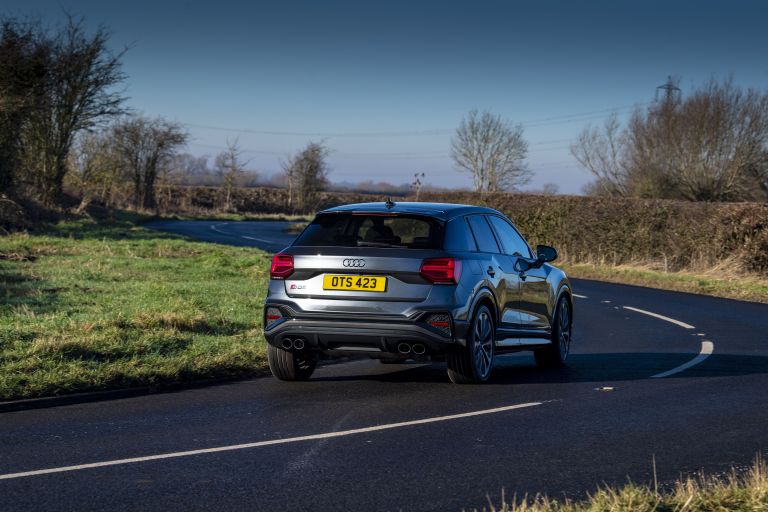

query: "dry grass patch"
(479, 458), (768, 512)
(563, 262), (768, 303)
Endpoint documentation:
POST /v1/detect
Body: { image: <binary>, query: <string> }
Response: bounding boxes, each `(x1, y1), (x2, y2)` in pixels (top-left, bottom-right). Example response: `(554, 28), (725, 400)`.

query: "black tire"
(534, 297), (572, 368)
(267, 345), (317, 381)
(447, 304), (495, 384)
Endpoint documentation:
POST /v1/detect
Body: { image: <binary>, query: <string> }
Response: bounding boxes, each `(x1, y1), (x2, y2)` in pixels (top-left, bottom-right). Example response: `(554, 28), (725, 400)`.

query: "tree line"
(450, 82), (768, 201)
(0, 16), (195, 211)
(2, 16), (766, 214)
(0, 16), (333, 215)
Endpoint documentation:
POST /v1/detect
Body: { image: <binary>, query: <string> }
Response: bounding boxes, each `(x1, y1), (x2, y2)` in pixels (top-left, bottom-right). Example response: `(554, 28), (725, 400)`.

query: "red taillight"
(270, 253), (294, 279)
(420, 257), (461, 284)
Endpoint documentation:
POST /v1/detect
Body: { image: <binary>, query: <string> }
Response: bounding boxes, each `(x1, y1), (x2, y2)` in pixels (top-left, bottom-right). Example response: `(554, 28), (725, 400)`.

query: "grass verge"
(562, 262), (768, 304)
(0, 214), (271, 401)
(481, 458), (767, 512)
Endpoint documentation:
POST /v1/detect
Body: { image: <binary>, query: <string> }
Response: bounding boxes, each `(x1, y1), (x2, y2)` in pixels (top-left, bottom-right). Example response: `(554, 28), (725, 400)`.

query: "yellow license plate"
(323, 275), (387, 292)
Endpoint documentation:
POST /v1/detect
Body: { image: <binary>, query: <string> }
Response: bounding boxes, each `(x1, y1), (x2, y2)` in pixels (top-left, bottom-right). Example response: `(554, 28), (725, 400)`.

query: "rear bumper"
(264, 303), (468, 356)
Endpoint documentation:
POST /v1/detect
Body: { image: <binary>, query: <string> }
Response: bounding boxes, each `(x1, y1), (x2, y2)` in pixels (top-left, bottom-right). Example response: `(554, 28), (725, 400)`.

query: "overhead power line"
(189, 141), (572, 159)
(182, 103), (649, 138)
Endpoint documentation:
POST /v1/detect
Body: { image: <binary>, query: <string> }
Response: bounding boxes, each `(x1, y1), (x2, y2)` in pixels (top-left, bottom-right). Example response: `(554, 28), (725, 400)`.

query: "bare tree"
(451, 109), (530, 193)
(68, 130), (119, 211)
(110, 116), (188, 210)
(570, 114), (632, 196)
(282, 141), (329, 213)
(541, 183), (559, 195)
(214, 138), (250, 210)
(640, 80), (768, 201)
(21, 15), (128, 204)
(573, 79), (768, 202)
(411, 172), (425, 200)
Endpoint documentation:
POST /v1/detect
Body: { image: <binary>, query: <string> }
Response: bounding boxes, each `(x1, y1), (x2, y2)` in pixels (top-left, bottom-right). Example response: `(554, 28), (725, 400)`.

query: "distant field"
(0, 214), (271, 400)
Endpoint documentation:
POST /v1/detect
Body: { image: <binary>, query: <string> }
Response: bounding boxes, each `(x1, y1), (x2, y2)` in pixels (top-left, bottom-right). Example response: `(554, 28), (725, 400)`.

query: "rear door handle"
(487, 266), (495, 277)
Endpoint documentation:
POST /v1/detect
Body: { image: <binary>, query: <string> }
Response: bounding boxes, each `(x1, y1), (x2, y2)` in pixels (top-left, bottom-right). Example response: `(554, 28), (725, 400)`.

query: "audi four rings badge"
(343, 258), (366, 267)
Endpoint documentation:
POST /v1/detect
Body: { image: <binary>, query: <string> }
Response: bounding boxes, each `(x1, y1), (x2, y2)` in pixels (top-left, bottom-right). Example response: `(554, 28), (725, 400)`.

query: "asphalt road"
(1, 220), (767, 511)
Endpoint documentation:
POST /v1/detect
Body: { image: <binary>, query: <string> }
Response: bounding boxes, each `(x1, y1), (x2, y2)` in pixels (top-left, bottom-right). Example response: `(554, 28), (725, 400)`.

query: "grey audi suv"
(263, 201), (572, 384)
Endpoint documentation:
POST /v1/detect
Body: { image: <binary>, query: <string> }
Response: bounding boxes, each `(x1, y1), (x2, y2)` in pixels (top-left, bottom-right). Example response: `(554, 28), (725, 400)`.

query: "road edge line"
(651, 341), (714, 378)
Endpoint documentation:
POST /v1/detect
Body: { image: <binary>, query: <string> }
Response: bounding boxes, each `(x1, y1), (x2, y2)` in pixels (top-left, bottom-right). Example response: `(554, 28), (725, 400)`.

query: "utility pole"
(411, 172), (425, 201)
(655, 75), (681, 104)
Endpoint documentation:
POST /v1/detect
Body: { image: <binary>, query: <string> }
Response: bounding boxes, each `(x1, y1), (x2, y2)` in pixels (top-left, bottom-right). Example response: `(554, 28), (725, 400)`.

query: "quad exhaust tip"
(397, 342), (411, 354)
(412, 344), (426, 355)
(281, 338), (293, 350)
(293, 338), (305, 350)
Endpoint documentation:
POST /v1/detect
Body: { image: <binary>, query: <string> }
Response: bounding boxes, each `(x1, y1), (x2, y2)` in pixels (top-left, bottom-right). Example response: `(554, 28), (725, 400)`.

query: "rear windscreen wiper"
(356, 241), (403, 248)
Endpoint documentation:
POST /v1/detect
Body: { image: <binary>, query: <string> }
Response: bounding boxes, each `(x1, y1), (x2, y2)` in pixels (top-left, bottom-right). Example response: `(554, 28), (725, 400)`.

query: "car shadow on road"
(310, 353), (768, 385)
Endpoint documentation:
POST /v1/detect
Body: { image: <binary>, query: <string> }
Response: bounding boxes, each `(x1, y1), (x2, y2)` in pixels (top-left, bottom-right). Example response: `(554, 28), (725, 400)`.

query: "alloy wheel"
(472, 309), (494, 379)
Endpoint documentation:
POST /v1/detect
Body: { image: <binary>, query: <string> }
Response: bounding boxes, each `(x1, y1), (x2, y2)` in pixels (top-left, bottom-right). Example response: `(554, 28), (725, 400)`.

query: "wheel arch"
(469, 287), (499, 328)
(554, 282), (573, 324)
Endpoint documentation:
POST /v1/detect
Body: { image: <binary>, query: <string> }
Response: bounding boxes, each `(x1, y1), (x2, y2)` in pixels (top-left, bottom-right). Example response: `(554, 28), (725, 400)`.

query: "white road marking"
(651, 341), (714, 378)
(621, 306), (712, 377)
(622, 306), (695, 329)
(0, 402), (542, 481)
(209, 223), (230, 235)
(572, 294), (588, 299)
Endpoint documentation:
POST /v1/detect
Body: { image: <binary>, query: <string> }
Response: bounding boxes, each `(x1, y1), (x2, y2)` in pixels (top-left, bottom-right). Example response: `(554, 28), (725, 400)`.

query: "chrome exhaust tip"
(281, 338), (293, 350)
(293, 338), (305, 350)
(412, 344), (426, 355)
(397, 342), (412, 354)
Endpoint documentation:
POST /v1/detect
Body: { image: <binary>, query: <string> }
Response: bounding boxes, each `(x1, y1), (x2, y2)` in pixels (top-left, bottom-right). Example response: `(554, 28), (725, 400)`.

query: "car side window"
(443, 217), (478, 252)
(487, 216), (532, 258)
(466, 215), (501, 253)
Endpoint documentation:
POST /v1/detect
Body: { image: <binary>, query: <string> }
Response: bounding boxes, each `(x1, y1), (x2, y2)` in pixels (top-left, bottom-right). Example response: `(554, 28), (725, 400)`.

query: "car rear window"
(293, 213), (444, 249)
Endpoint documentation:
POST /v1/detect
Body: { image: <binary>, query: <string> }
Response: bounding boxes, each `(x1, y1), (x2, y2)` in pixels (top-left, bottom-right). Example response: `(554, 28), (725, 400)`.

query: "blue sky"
(5, 0), (768, 193)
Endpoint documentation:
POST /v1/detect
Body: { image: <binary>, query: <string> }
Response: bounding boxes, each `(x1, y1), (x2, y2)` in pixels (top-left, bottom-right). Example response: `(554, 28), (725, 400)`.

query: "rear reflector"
(270, 253), (294, 279)
(265, 307), (283, 328)
(426, 313), (452, 337)
(420, 257), (461, 284)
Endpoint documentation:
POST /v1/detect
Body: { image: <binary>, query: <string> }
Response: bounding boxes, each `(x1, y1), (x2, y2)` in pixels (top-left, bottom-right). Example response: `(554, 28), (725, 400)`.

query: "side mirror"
(536, 245), (558, 263)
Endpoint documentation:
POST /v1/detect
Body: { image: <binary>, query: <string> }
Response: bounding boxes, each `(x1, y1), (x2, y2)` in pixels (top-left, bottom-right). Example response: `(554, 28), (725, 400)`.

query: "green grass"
(562, 262), (768, 304)
(480, 458), (768, 512)
(0, 215), (271, 400)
